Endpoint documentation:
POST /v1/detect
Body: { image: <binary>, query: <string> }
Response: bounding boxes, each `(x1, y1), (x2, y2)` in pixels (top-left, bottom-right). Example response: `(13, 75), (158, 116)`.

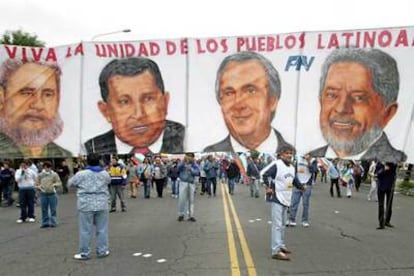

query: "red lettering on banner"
(3, 46), (56, 62)
(275, 35), (283, 49)
(237, 34), (305, 52)
(378, 30), (392, 47)
(74, 43), (84, 56)
(362, 32), (373, 48)
(317, 29), (414, 49)
(298, 33), (305, 49)
(165, 40), (187, 55)
(196, 39), (227, 54)
(31, 48), (43, 61)
(65, 46), (72, 58)
(4, 45), (17, 58)
(149, 42), (160, 56)
(166, 41), (176, 55)
(181, 39), (188, 54)
(124, 43), (135, 57)
(342, 32), (353, 47)
(138, 43), (148, 56)
(328, 33), (339, 49)
(395, 29), (408, 47)
(107, 44), (119, 57)
(65, 43), (83, 58)
(21, 48), (27, 62)
(95, 42), (162, 58)
(45, 48), (57, 62)
(285, 35), (296, 49)
(317, 34), (324, 49)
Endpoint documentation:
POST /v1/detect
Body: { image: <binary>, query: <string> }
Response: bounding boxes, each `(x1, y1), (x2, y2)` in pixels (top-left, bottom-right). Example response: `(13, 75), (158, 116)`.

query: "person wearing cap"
(177, 153), (200, 222)
(260, 146), (304, 261)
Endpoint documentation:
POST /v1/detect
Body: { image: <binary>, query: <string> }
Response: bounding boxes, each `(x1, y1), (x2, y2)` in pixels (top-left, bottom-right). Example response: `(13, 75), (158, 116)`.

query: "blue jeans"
(207, 177), (217, 196)
(110, 185), (126, 209)
(178, 182), (195, 218)
(19, 188), (35, 220)
(249, 178), (259, 197)
(78, 210), (109, 257)
(40, 193), (58, 226)
(271, 202), (287, 255)
(143, 179), (151, 198)
(290, 186), (312, 223)
(171, 179), (179, 195)
(1, 182), (13, 205)
(228, 177), (237, 194)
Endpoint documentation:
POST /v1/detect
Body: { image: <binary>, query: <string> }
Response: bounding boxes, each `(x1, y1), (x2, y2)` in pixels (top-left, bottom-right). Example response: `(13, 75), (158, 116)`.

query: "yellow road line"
(226, 187), (258, 276)
(220, 182), (241, 276)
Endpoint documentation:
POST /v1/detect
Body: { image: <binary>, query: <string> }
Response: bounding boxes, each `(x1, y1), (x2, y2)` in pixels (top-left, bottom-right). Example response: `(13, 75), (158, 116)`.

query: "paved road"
(1, 180), (413, 276)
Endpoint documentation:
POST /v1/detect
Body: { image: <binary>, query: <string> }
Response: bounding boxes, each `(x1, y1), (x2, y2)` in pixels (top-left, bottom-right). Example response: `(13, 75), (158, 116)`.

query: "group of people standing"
(11, 159), (63, 228)
(258, 146), (399, 261)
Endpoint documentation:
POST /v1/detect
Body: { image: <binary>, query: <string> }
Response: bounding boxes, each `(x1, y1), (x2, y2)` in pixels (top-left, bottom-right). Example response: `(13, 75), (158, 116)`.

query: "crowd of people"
(0, 151), (402, 262)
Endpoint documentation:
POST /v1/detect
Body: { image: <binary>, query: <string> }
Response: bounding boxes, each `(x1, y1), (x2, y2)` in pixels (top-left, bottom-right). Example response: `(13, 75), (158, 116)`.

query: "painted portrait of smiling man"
(309, 47), (406, 163)
(204, 51), (294, 153)
(84, 57), (185, 155)
(0, 59), (71, 158)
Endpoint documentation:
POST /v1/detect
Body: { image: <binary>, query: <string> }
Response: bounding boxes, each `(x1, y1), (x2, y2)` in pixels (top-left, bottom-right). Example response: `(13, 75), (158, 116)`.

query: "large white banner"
(0, 26), (412, 163)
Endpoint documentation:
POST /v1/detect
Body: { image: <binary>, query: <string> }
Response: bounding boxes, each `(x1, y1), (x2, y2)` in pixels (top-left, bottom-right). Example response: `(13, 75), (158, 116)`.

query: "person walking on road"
(126, 159), (138, 198)
(108, 157), (127, 212)
(177, 153), (200, 222)
(367, 160), (378, 201)
(260, 146), (304, 261)
(327, 159), (341, 198)
(226, 159), (240, 195)
(375, 162), (397, 230)
(287, 154), (316, 228)
(68, 153), (111, 260)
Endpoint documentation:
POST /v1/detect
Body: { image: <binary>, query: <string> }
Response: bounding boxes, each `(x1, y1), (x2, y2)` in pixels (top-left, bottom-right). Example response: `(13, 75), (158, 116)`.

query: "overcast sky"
(0, 0), (412, 46)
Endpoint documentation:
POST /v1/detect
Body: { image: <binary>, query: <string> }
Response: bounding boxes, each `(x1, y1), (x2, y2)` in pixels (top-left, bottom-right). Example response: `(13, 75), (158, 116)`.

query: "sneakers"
(97, 250), (110, 258)
(280, 248), (292, 254)
(27, 218), (36, 223)
(302, 222), (310, 228)
(109, 208), (116, 213)
(16, 219), (23, 223)
(272, 251), (290, 261)
(177, 215), (184, 222)
(287, 220), (296, 227)
(188, 217), (196, 222)
(73, 253), (90, 260)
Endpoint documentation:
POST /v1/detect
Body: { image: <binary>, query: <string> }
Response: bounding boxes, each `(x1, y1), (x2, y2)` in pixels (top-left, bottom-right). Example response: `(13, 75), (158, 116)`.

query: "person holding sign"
(204, 51), (294, 153)
(84, 57), (185, 155)
(0, 59), (72, 158)
(309, 48), (406, 163)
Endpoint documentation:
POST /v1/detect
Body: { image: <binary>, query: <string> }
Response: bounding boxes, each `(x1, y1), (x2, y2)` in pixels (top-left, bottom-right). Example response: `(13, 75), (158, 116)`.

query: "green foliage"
(0, 30), (45, 47)
(398, 180), (414, 194)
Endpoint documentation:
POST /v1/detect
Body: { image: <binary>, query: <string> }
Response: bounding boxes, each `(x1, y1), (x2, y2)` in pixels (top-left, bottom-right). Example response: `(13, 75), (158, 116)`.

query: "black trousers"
(354, 174), (362, 191)
(154, 178), (165, 197)
(330, 178), (341, 197)
(200, 177), (207, 193)
(377, 189), (393, 227)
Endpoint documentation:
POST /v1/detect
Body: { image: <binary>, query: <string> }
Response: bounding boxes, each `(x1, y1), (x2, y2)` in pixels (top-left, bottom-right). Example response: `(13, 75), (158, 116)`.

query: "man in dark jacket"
(375, 162), (397, 229)
(226, 159), (240, 195)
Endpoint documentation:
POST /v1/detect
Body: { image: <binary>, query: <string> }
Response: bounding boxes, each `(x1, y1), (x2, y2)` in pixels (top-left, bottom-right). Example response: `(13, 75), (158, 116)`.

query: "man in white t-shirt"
(260, 146), (304, 261)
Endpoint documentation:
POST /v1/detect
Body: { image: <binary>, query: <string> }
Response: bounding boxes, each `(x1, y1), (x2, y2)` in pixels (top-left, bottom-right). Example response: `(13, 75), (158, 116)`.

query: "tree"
(0, 29), (45, 47)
